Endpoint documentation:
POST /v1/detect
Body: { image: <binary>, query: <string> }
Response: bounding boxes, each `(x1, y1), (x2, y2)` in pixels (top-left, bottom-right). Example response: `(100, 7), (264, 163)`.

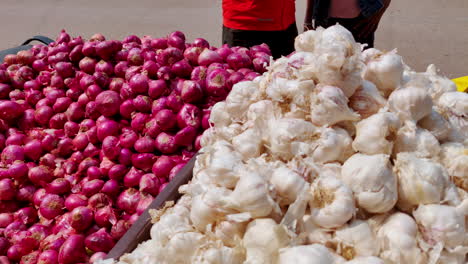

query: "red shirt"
(223, 0), (296, 31)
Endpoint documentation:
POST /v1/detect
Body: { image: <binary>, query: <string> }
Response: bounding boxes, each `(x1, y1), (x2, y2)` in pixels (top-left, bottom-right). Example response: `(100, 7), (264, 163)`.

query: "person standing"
(304, 0), (391, 48)
(222, 0), (298, 58)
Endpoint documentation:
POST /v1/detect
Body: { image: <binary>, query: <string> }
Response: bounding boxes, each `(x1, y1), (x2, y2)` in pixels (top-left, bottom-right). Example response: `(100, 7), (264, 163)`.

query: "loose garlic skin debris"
(106, 25), (468, 264)
(341, 154), (397, 213)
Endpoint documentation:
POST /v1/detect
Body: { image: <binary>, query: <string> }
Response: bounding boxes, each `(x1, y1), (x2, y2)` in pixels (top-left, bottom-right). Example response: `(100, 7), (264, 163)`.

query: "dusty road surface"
(1, 0), (466, 77)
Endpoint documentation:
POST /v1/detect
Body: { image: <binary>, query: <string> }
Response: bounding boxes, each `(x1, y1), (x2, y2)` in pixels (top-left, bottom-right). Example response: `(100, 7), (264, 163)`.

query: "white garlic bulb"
(341, 153), (397, 213)
(345, 256), (384, 264)
(349, 81), (387, 119)
(393, 123), (441, 159)
(363, 49), (404, 97)
(388, 86), (433, 122)
(312, 127), (354, 164)
(278, 244), (340, 264)
(334, 220), (380, 259)
(270, 166), (306, 205)
(439, 142), (468, 190)
(418, 109), (452, 142)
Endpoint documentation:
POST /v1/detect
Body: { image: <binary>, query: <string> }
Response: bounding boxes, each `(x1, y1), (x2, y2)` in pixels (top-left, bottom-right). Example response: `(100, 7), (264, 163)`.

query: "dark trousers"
(320, 15), (375, 48)
(222, 22), (299, 59)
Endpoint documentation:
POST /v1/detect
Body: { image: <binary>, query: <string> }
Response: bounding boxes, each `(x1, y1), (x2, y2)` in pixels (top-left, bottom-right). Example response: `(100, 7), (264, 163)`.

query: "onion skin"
(58, 235), (88, 264)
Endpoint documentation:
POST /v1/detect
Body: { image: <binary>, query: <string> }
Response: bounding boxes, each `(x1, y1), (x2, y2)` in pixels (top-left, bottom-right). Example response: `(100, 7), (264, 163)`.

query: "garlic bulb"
(165, 232), (206, 263)
(349, 81), (387, 119)
(377, 212), (427, 264)
(192, 243), (245, 264)
(270, 166), (306, 205)
(363, 50), (404, 97)
(278, 244), (340, 264)
(361, 48), (382, 64)
(310, 85), (360, 126)
(413, 204), (466, 250)
(352, 112), (401, 155)
(312, 127), (354, 164)
(334, 220), (380, 259)
(341, 154), (397, 213)
(294, 28), (323, 52)
(425, 64), (458, 103)
(232, 128), (263, 160)
(210, 101), (231, 127)
(190, 187), (234, 232)
(300, 215), (334, 245)
(149, 204), (192, 247)
(266, 78), (315, 109)
(227, 169), (275, 218)
(309, 176), (356, 228)
(243, 218), (290, 264)
(436, 91), (468, 143)
(204, 141), (244, 188)
(214, 220), (247, 247)
(418, 109), (451, 141)
(394, 153), (451, 211)
(225, 81), (261, 121)
(345, 256), (384, 264)
(267, 118), (318, 160)
(388, 86), (433, 122)
(439, 142), (468, 190)
(393, 123), (441, 159)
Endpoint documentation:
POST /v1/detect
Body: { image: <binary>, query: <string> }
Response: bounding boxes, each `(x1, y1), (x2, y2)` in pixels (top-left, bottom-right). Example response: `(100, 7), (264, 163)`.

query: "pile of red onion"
(0, 30), (271, 263)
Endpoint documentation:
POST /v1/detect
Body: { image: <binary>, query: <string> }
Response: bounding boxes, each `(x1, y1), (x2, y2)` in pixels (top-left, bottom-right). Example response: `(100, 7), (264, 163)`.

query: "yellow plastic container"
(452, 76), (468, 92)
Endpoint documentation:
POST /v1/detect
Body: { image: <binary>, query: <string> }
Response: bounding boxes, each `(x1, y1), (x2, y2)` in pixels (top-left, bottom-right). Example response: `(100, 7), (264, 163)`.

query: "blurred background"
(1, 0), (466, 77)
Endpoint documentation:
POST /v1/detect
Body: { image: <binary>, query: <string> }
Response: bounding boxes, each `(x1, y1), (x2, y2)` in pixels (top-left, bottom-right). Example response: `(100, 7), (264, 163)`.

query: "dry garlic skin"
(436, 91), (468, 142)
(413, 204), (466, 249)
(349, 81), (387, 119)
(243, 219), (290, 263)
(394, 153), (449, 211)
(232, 128), (263, 160)
(363, 50), (404, 97)
(341, 153), (397, 213)
(294, 27), (323, 52)
(309, 176), (356, 228)
(204, 141), (244, 188)
(266, 78), (315, 108)
(334, 220), (380, 258)
(225, 81), (261, 120)
(310, 85), (360, 126)
(278, 244), (338, 264)
(210, 101), (231, 127)
(388, 86), (433, 122)
(352, 112), (401, 155)
(377, 212), (427, 264)
(165, 232), (206, 263)
(418, 109), (451, 141)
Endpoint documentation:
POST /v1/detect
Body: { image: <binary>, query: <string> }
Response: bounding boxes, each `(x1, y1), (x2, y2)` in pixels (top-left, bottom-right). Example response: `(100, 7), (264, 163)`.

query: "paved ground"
(1, 0), (466, 78)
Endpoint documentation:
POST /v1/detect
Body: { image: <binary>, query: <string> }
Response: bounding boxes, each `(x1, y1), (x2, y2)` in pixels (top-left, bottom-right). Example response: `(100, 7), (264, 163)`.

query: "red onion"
(83, 143), (100, 158)
(65, 194), (88, 211)
(39, 194), (64, 219)
(192, 38), (210, 48)
(18, 110), (35, 131)
(7, 244), (30, 261)
(97, 119), (119, 142)
(167, 35), (185, 50)
(70, 44), (84, 62)
(151, 38), (168, 49)
(169, 163), (186, 181)
(0, 238), (9, 256)
(131, 113), (149, 132)
(0, 101), (23, 121)
(95, 90), (121, 117)
(216, 45), (233, 60)
(46, 178), (70, 195)
(101, 179), (120, 198)
(118, 148), (133, 166)
(0, 84), (12, 99)
(198, 49), (223, 66)
(174, 126), (197, 147)
(227, 52), (252, 70)
(134, 136), (155, 153)
(49, 113), (67, 129)
(190, 66), (208, 83)
(58, 235), (87, 264)
(147, 81), (166, 101)
(157, 47), (183, 66)
(65, 87), (82, 101)
(101, 136), (120, 160)
(6, 133), (25, 146)
(133, 95), (152, 113)
(152, 156), (175, 179)
(64, 121), (79, 137)
(99, 157), (115, 176)
(14, 207), (37, 225)
(152, 97), (168, 113)
(142, 60), (159, 78)
(69, 206), (93, 232)
(139, 173), (160, 196)
(110, 220), (130, 240)
(206, 69), (230, 97)
(119, 129), (137, 150)
(24, 139), (42, 161)
(227, 72), (245, 89)
(0, 178), (15, 201)
(181, 80), (203, 103)
(55, 138), (74, 157)
(52, 97), (71, 113)
(117, 188), (140, 214)
(124, 65), (141, 81)
(86, 166), (102, 180)
(95, 60), (114, 76)
(28, 166), (53, 187)
(80, 119), (96, 132)
(4, 221), (27, 239)
(0, 213), (14, 228)
(202, 110), (211, 130)
(33, 188), (47, 207)
(156, 65), (174, 80)
(129, 73), (149, 94)
(81, 179), (104, 197)
(85, 228), (115, 253)
(127, 48), (143, 66)
(79, 57), (96, 74)
(124, 167), (144, 187)
(51, 213), (73, 236)
(155, 109), (176, 131)
(183, 47), (203, 65)
(37, 249), (58, 264)
(86, 84), (102, 101)
(95, 41), (116, 60)
(94, 206), (117, 228)
(131, 153), (156, 172)
(55, 62), (74, 78)
(177, 103), (201, 129)
(136, 194), (154, 214)
(154, 132), (178, 154)
(171, 59), (192, 77)
(88, 193), (112, 210)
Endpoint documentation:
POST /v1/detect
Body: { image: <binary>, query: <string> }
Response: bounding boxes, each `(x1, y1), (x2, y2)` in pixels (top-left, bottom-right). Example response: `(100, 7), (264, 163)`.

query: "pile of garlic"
(105, 25), (468, 264)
